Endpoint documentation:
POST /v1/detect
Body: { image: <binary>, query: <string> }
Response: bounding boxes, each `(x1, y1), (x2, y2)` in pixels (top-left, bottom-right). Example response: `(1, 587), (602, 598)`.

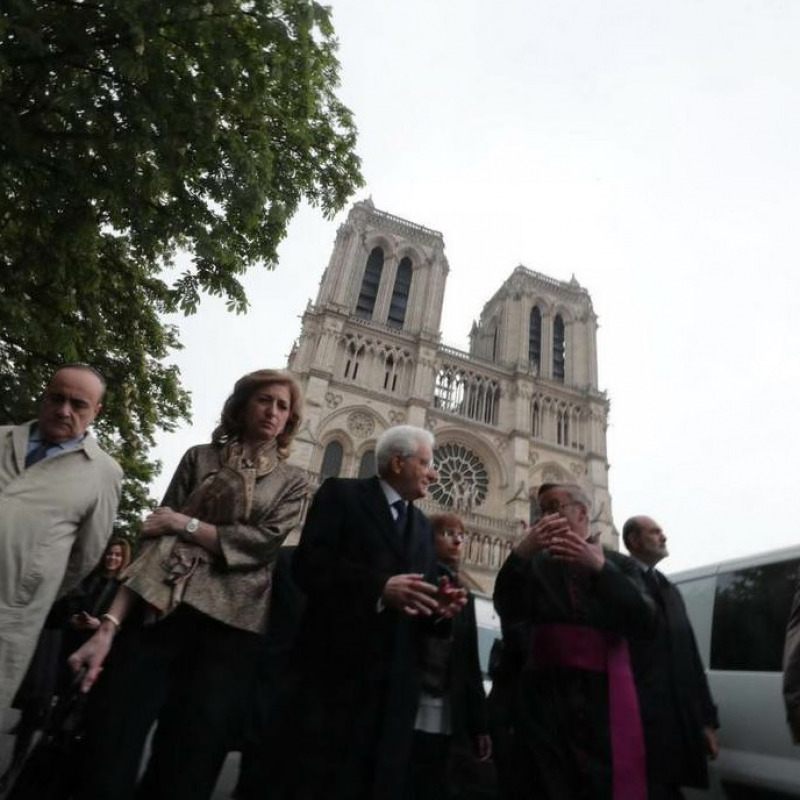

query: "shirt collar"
(379, 478), (404, 509)
(29, 424), (87, 452)
(631, 555), (656, 574)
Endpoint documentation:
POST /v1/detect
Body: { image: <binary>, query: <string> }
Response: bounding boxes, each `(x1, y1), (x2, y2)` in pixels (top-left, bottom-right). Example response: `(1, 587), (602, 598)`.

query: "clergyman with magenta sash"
(493, 482), (657, 800)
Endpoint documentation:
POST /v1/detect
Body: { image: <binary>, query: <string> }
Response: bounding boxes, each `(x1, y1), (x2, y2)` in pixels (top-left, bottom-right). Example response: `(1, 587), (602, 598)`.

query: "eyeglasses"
(438, 529), (465, 541)
(399, 455), (436, 470)
(539, 501), (582, 516)
(42, 392), (93, 412)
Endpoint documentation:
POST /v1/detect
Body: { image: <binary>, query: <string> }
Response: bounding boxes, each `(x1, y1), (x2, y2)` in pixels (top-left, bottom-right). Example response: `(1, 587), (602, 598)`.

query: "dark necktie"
(392, 500), (407, 534)
(25, 442), (51, 468)
(644, 568), (662, 600)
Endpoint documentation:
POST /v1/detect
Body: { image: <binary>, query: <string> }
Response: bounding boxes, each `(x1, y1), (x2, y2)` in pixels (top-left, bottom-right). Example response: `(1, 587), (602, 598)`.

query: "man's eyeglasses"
(539, 501), (581, 516)
(399, 455), (435, 470)
(42, 392), (93, 412)
(438, 529), (465, 542)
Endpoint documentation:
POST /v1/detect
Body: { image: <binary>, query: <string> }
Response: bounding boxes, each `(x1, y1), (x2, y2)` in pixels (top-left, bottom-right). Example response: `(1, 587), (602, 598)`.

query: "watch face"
(186, 518), (200, 533)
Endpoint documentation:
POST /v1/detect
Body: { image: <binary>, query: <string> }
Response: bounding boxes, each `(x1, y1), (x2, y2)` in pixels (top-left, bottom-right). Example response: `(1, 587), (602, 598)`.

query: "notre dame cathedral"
(286, 199), (614, 594)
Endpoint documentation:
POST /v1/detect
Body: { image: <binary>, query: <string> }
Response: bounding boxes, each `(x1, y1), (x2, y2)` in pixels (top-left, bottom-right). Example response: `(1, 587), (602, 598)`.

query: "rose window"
(430, 443), (488, 510)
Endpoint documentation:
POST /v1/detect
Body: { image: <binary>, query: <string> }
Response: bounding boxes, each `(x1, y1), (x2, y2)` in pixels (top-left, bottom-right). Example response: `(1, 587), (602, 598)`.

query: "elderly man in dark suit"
(624, 515), (720, 800)
(266, 425), (462, 800)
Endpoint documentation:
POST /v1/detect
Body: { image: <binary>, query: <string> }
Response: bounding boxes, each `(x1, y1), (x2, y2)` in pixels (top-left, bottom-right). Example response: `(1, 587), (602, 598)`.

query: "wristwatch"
(183, 517), (200, 540)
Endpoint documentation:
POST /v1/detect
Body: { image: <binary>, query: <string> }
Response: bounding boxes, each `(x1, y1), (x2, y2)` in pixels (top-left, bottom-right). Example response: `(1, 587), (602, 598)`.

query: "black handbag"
(4, 670), (88, 800)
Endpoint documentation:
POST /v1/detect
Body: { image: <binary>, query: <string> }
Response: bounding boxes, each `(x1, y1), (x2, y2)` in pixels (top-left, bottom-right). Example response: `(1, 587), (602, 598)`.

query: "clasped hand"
(548, 527), (604, 571)
(382, 574), (467, 618)
(141, 506), (186, 538)
(517, 514), (604, 571)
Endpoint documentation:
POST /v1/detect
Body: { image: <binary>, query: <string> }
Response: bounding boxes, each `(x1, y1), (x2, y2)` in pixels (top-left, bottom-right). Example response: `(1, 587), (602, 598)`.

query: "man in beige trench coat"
(0, 364), (122, 710)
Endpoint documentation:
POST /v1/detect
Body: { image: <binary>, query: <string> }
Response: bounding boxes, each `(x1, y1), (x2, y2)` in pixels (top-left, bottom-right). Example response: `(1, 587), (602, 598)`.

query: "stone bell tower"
(287, 199), (613, 593)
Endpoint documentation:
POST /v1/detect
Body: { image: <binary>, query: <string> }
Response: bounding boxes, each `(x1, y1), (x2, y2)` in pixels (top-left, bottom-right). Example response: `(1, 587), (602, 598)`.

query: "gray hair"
(50, 363), (107, 398)
(375, 425), (435, 476)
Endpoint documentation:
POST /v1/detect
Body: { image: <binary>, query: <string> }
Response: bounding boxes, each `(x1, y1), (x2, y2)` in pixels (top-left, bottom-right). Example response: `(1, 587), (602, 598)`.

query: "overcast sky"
(150, 0), (800, 574)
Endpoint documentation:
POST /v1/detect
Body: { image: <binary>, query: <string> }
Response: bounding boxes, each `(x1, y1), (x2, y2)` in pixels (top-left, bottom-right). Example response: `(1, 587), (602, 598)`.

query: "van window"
(473, 595), (501, 677)
(710, 558), (800, 671)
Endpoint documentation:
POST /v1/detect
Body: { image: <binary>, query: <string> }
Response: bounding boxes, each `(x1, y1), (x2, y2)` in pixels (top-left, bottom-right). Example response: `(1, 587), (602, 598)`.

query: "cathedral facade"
(287, 199), (614, 593)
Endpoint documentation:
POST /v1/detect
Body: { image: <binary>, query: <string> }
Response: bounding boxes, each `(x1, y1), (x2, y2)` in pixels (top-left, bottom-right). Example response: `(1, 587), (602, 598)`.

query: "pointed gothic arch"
(355, 247), (384, 319)
(553, 313), (565, 382)
(320, 440), (344, 479)
(529, 305), (542, 373)
(387, 256), (412, 328)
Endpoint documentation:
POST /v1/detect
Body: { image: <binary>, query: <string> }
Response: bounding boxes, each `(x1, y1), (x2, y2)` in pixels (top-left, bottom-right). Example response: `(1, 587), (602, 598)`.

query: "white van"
(672, 545), (800, 799)
(473, 592), (501, 680)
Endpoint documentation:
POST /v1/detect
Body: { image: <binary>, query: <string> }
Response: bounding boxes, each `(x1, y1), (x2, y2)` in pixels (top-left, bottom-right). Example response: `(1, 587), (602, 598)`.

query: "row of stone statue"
(463, 531), (514, 568)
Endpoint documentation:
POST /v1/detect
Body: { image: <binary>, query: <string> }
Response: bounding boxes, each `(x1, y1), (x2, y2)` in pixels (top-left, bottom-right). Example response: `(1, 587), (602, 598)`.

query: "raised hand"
(547, 528), (605, 572)
(435, 575), (468, 618)
(514, 513), (572, 559)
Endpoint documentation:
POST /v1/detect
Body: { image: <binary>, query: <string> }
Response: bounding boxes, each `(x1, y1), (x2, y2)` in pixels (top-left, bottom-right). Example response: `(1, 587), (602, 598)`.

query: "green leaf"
(0, 0), (363, 533)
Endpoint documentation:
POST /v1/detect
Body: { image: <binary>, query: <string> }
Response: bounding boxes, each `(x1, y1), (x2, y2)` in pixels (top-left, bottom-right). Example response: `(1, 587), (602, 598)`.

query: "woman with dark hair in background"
(0, 538), (131, 792)
(62, 538), (131, 640)
(69, 369), (308, 800)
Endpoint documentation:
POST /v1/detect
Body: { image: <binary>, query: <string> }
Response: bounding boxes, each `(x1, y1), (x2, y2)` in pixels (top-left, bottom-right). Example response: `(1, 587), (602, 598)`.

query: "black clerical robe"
(493, 548), (656, 800)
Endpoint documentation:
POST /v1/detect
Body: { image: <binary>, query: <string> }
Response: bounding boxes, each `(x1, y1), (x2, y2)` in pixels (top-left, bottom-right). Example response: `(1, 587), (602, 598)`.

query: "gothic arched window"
(344, 341), (365, 381)
(383, 354), (399, 391)
(387, 256), (412, 328)
(357, 449), (376, 479)
(553, 313), (565, 382)
(557, 407), (569, 445)
(320, 441), (343, 479)
(531, 400), (541, 438)
(433, 364), (500, 426)
(355, 247), (384, 319)
(529, 306), (542, 372)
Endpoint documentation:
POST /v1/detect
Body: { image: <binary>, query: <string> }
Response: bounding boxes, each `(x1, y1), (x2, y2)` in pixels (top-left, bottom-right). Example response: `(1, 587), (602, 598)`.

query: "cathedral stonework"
(347, 411), (375, 439)
(287, 199), (614, 594)
(429, 443), (489, 512)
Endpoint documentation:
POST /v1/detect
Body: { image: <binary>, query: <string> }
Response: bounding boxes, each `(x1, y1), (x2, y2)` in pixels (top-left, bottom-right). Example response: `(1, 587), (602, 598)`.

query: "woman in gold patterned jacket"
(69, 369), (308, 800)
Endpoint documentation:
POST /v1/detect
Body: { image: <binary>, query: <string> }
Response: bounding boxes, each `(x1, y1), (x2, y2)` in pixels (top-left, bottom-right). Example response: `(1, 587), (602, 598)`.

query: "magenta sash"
(528, 624), (646, 800)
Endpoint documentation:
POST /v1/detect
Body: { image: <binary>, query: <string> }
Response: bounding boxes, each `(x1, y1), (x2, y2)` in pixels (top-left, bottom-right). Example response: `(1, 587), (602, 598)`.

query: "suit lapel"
(660, 576), (683, 626)
(645, 568), (667, 609)
(406, 503), (434, 575)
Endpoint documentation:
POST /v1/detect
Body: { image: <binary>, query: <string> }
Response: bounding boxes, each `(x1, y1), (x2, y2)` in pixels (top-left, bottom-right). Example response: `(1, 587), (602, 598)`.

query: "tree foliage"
(0, 0), (363, 533)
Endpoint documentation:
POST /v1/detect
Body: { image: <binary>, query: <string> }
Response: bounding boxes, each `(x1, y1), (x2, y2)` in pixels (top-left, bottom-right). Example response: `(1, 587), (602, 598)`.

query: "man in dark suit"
(624, 515), (720, 800)
(270, 425), (462, 800)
